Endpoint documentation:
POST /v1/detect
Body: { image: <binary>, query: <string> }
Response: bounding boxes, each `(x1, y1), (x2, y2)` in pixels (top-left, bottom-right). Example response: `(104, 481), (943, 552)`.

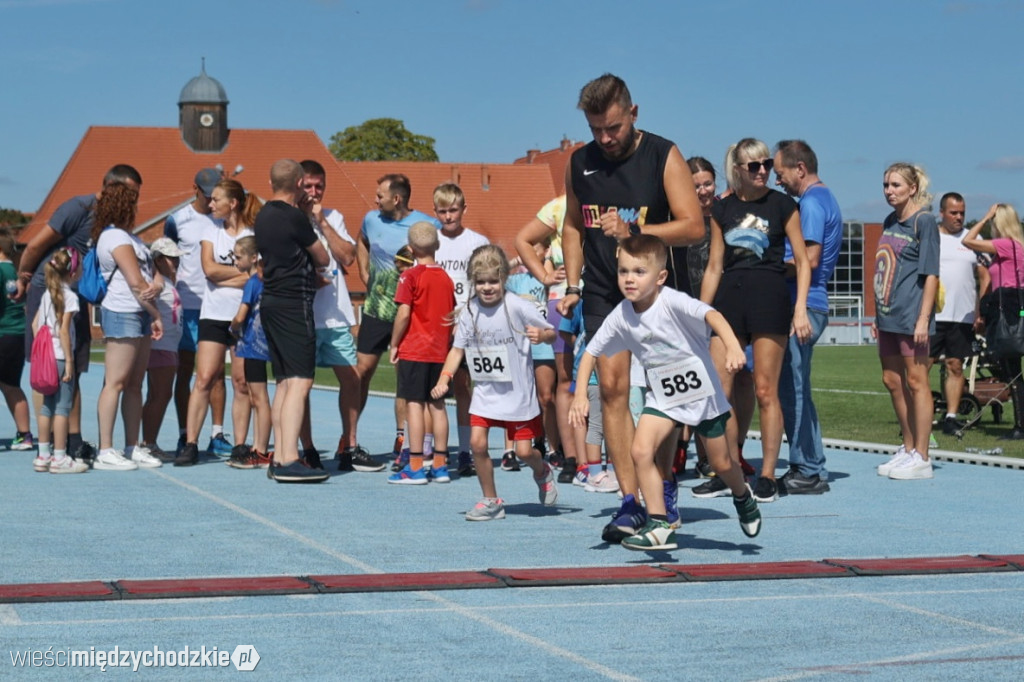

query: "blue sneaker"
(391, 448), (410, 472)
(428, 465), (451, 483)
(664, 476), (680, 528)
(601, 493), (647, 544)
(207, 434), (232, 457)
(388, 464), (428, 485)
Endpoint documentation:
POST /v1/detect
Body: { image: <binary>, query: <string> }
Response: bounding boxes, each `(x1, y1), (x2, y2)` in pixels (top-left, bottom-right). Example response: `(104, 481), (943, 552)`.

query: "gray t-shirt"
(873, 209), (940, 335)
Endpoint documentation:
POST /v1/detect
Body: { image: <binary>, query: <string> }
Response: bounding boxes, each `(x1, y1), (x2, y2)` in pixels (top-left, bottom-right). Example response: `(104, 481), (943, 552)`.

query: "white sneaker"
(888, 450), (934, 480)
(585, 469), (620, 493)
(130, 446), (163, 468)
(877, 446), (910, 477)
(93, 449), (139, 471)
(32, 455), (52, 472)
(49, 457), (89, 474)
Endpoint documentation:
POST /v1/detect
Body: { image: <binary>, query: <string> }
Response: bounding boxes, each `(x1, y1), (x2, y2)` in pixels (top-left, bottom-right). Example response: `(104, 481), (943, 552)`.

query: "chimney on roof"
(525, 149), (540, 163)
(481, 165), (490, 192)
(560, 136), (573, 152)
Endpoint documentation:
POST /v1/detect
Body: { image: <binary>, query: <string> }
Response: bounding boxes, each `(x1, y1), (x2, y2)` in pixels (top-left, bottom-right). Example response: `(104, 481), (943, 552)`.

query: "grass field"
(92, 344), (1024, 459)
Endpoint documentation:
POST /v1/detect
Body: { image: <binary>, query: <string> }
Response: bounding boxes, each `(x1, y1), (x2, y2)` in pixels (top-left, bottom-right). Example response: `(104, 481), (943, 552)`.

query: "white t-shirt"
(167, 204), (221, 310)
(313, 209), (358, 329)
(453, 293), (552, 422)
(38, 285), (79, 361)
(152, 278), (183, 353)
(937, 229), (981, 325)
(199, 225), (253, 322)
(587, 287), (731, 426)
(436, 226), (490, 307)
(97, 228), (153, 314)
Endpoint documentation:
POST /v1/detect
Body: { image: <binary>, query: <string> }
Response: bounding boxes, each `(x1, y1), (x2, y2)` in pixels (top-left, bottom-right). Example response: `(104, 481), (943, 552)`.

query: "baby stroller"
(933, 335), (1019, 437)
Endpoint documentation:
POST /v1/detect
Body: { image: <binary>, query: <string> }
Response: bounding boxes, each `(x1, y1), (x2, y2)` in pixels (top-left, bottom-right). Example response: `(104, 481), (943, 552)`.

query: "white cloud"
(978, 157), (1024, 172)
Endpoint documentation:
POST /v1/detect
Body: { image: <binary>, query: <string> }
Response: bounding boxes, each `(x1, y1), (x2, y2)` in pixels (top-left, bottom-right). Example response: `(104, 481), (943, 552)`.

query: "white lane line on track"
(0, 605), (22, 625)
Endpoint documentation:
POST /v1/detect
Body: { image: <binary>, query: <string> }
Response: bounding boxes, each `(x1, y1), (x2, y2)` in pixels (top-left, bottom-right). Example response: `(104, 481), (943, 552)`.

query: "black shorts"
(396, 360), (446, 402)
(930, 322), (975, 360)
(261, 297), (316, 380)
(0, 334), (25, 386)
(356, 314), (393, 356)
(25, 285), (92, 373)
(198, 319), (236, 347)
(713, 269), (792, 338)
(243, 357), (268, 384)
(582, 292), (621, 340)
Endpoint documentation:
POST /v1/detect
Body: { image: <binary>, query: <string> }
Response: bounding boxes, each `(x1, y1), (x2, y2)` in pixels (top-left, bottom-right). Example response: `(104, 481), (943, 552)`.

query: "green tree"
(328, 118), (438, 162)
(0, 207), (29, 228)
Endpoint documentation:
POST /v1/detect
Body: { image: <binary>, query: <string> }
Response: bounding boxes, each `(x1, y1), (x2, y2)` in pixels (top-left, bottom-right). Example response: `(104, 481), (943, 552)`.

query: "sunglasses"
(743, 159), (774, 173)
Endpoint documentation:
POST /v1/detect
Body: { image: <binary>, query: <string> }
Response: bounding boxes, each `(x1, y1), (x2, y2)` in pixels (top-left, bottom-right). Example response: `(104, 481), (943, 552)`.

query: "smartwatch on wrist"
(565, 286), (582, 297)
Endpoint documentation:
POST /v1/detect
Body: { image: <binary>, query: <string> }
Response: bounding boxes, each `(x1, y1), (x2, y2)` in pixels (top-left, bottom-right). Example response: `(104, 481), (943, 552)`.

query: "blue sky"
(1, 0), (1022, 223)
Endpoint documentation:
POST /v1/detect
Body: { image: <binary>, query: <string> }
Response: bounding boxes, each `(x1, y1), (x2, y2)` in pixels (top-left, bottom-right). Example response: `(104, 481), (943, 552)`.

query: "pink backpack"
(30, 301), (59, 396)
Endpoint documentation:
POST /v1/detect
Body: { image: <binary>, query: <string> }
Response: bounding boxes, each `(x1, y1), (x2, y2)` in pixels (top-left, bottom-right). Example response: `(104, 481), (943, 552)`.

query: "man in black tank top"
(557, 73), (705, 543)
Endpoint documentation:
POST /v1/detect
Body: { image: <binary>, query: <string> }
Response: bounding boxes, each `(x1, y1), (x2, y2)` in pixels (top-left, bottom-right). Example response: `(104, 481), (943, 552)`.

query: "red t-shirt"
(394, 264), (455, 362)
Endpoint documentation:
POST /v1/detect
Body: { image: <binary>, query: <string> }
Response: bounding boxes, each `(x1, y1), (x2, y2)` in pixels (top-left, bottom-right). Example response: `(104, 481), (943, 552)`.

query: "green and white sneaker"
(734, 486), (762, 538)
(621, 519), (678, 551)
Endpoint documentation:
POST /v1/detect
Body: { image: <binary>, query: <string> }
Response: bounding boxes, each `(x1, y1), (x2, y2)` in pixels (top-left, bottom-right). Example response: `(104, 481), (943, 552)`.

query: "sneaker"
(888, 450), (934, 480)
(173, 442), (200, 467)
(176, 434), (186, 454)
(941, 416), (966, 436)
(147, 444), (176, 463)
(48, 457), (89, 474)
(557, 457), (577, 483)
(337, 445), (386, 472)
(466, 497), (505, 521)
(500, 450), (520, 472)
(228, 444), (256, 469)
(429, 465), (451, 483)
(621, 519), (678, 551)
(271, 459), (330, 483)
(456, 451), (475, 477)
(734, 487), (762, 538)
(547, 448), (565, 469)
(877, 446), (910, 477)
(696, 460), (714, 479)
(572, 469), (589, 487)
(534, 464), (558, 505)
(779, 468), (830, 495)
(584, 469), (620, 493)
(207, 434), (233, 457)
(391, 449), (409, 472)
(32, 454), (51, 472)
(302, 448), (323, 470)
(10, 432), (35, 451)
(251, 450), (272, 469)
(928, 433), (939, 449)
(691, 476), (731, 498)
(664, 477), (680, 528)
(72, 441), (96, 467)
(94, 449), (139, 471)
(752, 477), (778, 503)
(602, 494), (647, 544)
(387, 464), (428, 485)
(130, 446), (163, 469)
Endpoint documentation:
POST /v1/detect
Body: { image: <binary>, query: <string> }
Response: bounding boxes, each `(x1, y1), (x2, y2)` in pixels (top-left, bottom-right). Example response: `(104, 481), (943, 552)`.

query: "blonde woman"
(963, 203), (1024, 440)
(872, 163), (939, 479)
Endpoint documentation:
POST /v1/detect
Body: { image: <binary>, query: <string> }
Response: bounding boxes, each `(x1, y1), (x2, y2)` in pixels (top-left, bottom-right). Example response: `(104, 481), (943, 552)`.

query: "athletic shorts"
(877, 329), (929, 359)
(641, 407), (730, 438)
(547, 299), (568, 354)
(470, 413), (543, 442)
(582, 293), (621, 341)
(101, 309), (152, 339)
(198, 319), (235, 347)
(0, 334), (25, 386)
(356, 314), (393, 356)
(244, 357), (268, 384)
(396, 360), (446, 402)
(147, 349), (178, 370)
(316, 326), (357, 367)
(713, 269), (792, 338)
(929, 322), (974, 360)
(178, 309), (201, 353)
(261, 297), (316, 380)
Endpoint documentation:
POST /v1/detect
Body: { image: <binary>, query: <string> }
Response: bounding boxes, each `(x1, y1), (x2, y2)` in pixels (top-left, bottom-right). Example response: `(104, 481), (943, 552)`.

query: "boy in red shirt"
(388, 222), (456, 484)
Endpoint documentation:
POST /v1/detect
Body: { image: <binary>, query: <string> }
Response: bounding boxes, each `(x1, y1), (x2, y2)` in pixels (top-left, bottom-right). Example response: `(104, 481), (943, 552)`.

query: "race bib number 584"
(646, 357), (714, 409)
(466, 345), (512, 382)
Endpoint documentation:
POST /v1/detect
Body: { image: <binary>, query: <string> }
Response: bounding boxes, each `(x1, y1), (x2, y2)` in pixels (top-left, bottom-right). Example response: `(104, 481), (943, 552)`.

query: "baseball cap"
(150, 237), (184, 258)
(194, 168), (222, 197)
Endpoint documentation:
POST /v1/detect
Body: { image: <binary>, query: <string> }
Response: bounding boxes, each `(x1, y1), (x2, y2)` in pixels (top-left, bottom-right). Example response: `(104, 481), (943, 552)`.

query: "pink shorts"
(876, 330), (928, 359)
(148, 349), (179, 369)
(470, 414), (543, 441)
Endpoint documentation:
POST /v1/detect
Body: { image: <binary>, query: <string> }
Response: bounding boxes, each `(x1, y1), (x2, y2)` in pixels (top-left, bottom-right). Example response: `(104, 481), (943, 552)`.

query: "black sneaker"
(174, 442), (199, 467)
(228, 444), (255, 469)
(337, 445), (386, 472)
(271, 459), (330, 483)
(942, 416), (966, 436)
(779, 468), (830, 495)
(500, 450), (520, 472)
(302, 448), (323, 470)
(548, 448), (566, 469)
(73, 441), (97, 468)
(695, 460), (714, 479)
(752, 477), (778, 503)
(456, 451), (475, 477)
(691, 476), (730, 498)
(557, 457), (578, 484)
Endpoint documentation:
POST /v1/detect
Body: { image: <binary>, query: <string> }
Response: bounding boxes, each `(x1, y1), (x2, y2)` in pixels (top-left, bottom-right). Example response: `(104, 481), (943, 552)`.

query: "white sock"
(946, 413), (957, 420)
(53, 448), (67, 462)
(212, 425), (224, 438)
(38, 442), (52, 458)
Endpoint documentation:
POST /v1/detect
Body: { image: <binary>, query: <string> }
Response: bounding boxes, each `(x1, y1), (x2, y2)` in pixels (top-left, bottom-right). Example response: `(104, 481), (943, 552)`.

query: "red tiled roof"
(513, 137), (585, 195)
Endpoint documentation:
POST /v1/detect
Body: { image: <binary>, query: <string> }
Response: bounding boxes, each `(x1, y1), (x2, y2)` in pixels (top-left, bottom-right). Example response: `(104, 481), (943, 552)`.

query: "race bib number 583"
(646, 357), (714, 409)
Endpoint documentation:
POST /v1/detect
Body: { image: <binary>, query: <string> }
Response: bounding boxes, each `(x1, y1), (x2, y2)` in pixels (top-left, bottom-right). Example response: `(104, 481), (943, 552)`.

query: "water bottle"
(5, 279), (17, 297)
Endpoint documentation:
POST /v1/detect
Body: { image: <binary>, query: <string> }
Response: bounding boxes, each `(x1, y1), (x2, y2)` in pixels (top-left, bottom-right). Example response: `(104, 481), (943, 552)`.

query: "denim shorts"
(100, 309), (152, 339)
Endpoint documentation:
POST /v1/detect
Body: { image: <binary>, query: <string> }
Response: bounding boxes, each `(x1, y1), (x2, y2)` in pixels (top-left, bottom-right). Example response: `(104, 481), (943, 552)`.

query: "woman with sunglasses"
(176, 178), (261, 466)
(700, 138), (811, 503)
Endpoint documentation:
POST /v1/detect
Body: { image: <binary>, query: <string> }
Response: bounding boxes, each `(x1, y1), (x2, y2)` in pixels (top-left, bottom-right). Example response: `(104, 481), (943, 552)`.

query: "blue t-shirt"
(559, 301), (598, 386)
(360, 209), (440, 322)
(506, 270), (553, 361)
(32, 194), (95, 290)
(784, 184), (843, 312)
(235, 274), (269, 361)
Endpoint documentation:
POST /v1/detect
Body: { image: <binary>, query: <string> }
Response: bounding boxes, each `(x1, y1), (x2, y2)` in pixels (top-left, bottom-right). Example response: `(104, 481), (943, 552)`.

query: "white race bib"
(646, 356), (714, 409)
(466, 345), (512, 382)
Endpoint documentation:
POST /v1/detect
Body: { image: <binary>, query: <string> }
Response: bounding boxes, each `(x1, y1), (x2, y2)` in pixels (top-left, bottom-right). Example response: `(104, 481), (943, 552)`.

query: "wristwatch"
(565, 286), (582, 297)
